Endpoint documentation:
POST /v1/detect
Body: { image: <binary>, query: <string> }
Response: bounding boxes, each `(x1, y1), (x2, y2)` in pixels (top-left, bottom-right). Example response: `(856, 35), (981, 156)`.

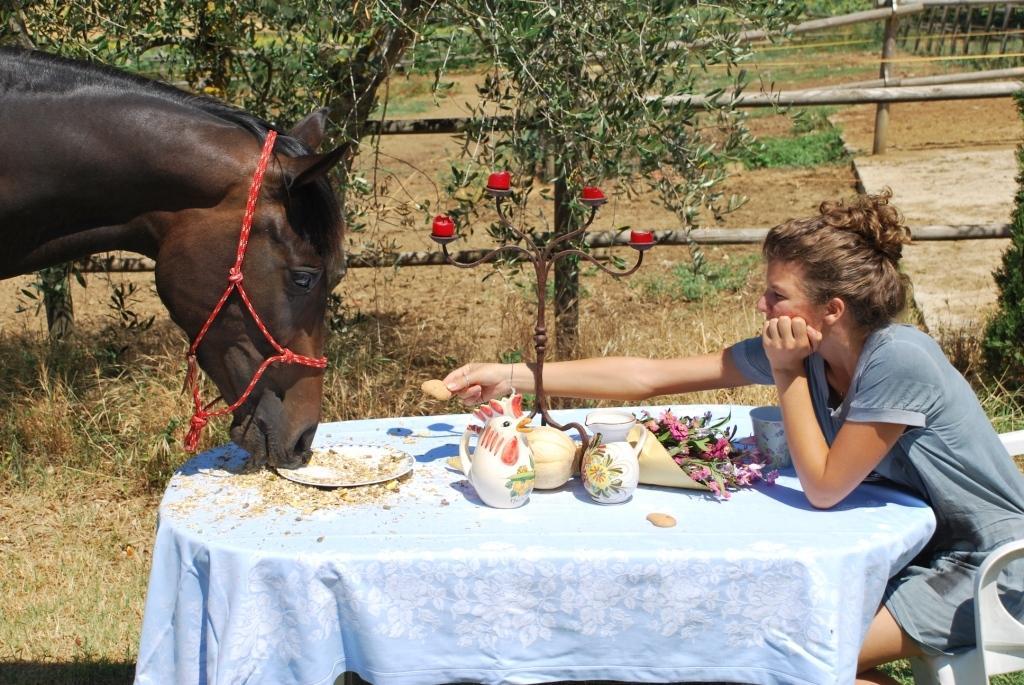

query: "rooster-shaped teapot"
(459, 392), (536, 508)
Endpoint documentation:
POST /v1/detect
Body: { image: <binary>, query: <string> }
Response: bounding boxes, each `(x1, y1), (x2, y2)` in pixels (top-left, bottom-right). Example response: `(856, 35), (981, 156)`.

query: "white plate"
(276, 444), (414, 488)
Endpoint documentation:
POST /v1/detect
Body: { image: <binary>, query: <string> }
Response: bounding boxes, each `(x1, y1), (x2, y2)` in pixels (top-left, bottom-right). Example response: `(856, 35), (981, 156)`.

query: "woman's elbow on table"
(790, 461), (862, 509)
(792, 464), (857, 510)
(798, 472), (866, 509)
(804, 488), (845, 510)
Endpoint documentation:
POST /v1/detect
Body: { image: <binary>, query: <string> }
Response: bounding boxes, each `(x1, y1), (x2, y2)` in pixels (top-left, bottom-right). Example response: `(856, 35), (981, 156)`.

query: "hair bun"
(818, 189), (911, 262)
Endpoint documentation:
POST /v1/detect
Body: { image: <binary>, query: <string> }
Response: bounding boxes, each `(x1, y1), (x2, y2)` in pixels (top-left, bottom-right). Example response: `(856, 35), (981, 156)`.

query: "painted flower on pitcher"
(506, 465), (536, 501)
(582, 445), (624, 498)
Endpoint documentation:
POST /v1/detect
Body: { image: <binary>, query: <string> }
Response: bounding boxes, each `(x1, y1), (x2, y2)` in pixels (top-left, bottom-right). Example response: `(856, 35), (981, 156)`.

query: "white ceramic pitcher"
(459, 393), (535, 508)
(581, 428), (648, 504)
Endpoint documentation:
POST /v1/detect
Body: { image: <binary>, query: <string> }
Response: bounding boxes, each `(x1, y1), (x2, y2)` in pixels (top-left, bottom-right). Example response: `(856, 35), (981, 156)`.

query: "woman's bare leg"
(856, 605), (922, 685)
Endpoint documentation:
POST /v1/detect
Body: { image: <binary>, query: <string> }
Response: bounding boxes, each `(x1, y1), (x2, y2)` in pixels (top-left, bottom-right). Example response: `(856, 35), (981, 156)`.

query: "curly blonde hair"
(763, 190), (912, 331)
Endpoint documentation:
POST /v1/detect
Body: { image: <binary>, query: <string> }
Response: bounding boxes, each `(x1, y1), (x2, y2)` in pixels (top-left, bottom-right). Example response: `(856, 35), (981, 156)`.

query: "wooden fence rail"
(838, 65), (1024, 89)
(365, 80), (1023, 136)
(78, 224), (1011, 273)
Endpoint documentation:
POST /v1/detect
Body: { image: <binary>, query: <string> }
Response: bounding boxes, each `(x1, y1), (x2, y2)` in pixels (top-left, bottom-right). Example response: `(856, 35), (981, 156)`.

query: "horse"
(0, 47), (350, 468)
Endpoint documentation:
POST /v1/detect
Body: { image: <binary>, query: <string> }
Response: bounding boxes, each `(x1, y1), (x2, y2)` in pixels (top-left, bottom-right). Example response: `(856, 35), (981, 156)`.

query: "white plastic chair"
(909, 430), (1024, 684)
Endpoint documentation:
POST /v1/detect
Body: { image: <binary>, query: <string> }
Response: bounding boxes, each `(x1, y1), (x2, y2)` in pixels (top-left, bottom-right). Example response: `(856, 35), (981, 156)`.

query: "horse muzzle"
(229, 388), (317, 469)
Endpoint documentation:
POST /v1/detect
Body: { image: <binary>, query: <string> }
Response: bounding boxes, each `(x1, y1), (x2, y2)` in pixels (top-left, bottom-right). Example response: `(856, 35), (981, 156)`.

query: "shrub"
(637, 255), (757, 302)
(982, 91), (1024, 386)
(742, 127), (848, 169)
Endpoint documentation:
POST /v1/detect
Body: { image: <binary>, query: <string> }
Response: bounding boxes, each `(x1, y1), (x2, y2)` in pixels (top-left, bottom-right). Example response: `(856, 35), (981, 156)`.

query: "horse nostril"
(293, 424), (317, 460)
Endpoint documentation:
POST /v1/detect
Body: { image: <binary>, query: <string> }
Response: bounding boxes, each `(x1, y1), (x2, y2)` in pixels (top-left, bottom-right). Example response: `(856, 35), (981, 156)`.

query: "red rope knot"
(227, 268), (244, 284)
(184, 412), (209, 453)
(280, 349), (296, 364)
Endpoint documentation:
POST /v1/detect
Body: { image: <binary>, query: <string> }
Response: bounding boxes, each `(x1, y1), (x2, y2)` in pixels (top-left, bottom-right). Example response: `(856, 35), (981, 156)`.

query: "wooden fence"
(80, 224), (1012, 273)
(899, 2), (1024, 55)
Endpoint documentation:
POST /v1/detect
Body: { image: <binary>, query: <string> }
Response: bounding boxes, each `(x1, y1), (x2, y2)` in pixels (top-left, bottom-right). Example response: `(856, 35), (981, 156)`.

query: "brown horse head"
(0, 48), (349, 469)
(153, 110), (348, 469)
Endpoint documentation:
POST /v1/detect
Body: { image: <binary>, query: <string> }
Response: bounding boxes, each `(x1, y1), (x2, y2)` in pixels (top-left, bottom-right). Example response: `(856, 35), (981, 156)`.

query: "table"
(134, 404), (936, 685)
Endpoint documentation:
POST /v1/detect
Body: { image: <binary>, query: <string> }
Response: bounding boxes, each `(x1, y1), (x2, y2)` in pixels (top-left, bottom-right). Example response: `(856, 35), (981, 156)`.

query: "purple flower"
(707, 438), (731, 460)
(735, 468), (754, 486)
(669, 422), (689, 442)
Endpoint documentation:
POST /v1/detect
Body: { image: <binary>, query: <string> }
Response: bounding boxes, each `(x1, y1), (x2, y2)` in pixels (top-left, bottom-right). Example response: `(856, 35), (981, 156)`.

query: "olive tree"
(436, 0), (801, 356)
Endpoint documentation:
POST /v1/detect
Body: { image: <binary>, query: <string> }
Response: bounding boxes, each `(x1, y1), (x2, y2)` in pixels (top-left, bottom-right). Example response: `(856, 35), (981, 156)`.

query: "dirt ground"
(836, 99), (1021, 331)
(0, 97), (1019, 337)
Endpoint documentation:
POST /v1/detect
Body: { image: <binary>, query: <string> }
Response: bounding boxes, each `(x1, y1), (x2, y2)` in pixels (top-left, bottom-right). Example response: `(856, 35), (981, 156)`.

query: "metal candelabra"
(430, 178), (654, 454)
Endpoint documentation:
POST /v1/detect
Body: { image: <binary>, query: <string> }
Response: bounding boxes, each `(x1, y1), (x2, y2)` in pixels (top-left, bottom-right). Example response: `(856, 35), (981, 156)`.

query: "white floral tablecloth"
(134, 404), (936, 685)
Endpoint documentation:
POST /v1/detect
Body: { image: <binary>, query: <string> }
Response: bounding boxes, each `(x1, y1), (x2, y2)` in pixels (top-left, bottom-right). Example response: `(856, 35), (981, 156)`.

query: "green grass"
(741, 127), (848, 169)
(635, 254), (758, 302)
(738, 104), (849, 170)
(883, 658), (1024, 684)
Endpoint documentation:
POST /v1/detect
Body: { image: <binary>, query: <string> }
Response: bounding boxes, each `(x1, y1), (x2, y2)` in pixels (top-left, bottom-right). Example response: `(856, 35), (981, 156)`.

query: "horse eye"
(289, 269), (320, 291)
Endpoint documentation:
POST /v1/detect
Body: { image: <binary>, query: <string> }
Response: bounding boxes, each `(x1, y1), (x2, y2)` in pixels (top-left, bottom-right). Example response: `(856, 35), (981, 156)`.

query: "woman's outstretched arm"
(442, 350), (752, 404)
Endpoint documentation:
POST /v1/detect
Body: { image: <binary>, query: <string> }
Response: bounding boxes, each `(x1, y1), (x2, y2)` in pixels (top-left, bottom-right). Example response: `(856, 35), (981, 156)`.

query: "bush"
(742, 127), (848, 169)
(637, 255), (757, 302)
(982, 92), (1024, 386)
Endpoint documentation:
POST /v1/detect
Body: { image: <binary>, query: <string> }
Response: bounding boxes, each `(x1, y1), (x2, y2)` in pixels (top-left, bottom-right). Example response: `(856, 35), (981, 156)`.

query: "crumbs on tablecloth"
(165, 464), (413, 520)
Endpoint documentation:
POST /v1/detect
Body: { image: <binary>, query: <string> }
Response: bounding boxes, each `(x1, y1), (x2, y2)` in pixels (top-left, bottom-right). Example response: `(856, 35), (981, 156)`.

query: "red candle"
(432, 215), (455, 238)
(581, 186), (605, 202)
(630, 230), (654, 244)
(487, 171), (511, 191)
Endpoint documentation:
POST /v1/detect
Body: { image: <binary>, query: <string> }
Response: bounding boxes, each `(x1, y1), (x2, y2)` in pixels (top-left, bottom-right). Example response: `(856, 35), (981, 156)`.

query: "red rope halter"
(183, 130), (328, 452)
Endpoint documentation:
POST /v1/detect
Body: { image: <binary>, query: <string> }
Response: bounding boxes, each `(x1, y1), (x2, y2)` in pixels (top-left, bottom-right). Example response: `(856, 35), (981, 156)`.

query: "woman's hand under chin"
(762, 315), (823, 377)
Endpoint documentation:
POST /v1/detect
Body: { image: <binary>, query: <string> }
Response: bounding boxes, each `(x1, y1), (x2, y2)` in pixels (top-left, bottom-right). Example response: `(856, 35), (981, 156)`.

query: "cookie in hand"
(421, 379), (452, 401)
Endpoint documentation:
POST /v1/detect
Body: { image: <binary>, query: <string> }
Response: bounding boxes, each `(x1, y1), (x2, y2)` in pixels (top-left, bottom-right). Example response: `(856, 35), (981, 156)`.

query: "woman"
(443, 191), (1024, 685)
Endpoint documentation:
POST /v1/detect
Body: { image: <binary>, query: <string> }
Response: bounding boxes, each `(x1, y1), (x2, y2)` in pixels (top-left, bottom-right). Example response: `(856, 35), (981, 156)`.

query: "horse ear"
(284, 144), (352, 188)
(287, 108), (331, 149)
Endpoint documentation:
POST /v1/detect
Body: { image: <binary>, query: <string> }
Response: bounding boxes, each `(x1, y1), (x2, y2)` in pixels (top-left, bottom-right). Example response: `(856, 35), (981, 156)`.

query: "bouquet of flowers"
(640, 409), (777, 500)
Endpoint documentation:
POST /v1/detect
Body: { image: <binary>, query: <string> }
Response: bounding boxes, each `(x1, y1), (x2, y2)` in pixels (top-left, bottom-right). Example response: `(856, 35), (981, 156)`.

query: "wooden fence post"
(874, 2), (901, 154)
(999, 3), (1014, 55)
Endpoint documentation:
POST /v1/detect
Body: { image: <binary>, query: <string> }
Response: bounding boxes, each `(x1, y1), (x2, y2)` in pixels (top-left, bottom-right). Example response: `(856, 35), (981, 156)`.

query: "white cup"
(585, 410), (637, 443)
(750, 406), (791, 469)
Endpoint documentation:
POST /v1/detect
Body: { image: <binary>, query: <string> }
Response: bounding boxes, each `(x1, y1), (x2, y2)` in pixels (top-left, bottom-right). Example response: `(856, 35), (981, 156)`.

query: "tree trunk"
(325, 0), (428, 146)
(40, 264), (74, 341)
(553, 176), (579, 360)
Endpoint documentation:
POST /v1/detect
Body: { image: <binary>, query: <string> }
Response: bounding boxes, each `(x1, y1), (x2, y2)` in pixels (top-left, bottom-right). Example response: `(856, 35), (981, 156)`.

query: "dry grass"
(0, 484), (156, 685)
(0, 246), (781, 682)
(0, 487), (157, 665)
(326, 243), (779, 417)
(0, 323), (189, 491)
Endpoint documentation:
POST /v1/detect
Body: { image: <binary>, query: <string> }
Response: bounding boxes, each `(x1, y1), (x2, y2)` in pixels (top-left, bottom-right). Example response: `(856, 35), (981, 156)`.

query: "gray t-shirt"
(730, 323), (1024, 654)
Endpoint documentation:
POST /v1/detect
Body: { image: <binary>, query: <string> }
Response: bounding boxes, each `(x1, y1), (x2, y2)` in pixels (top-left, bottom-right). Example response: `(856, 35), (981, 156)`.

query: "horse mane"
(0, 47), (341, 257)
